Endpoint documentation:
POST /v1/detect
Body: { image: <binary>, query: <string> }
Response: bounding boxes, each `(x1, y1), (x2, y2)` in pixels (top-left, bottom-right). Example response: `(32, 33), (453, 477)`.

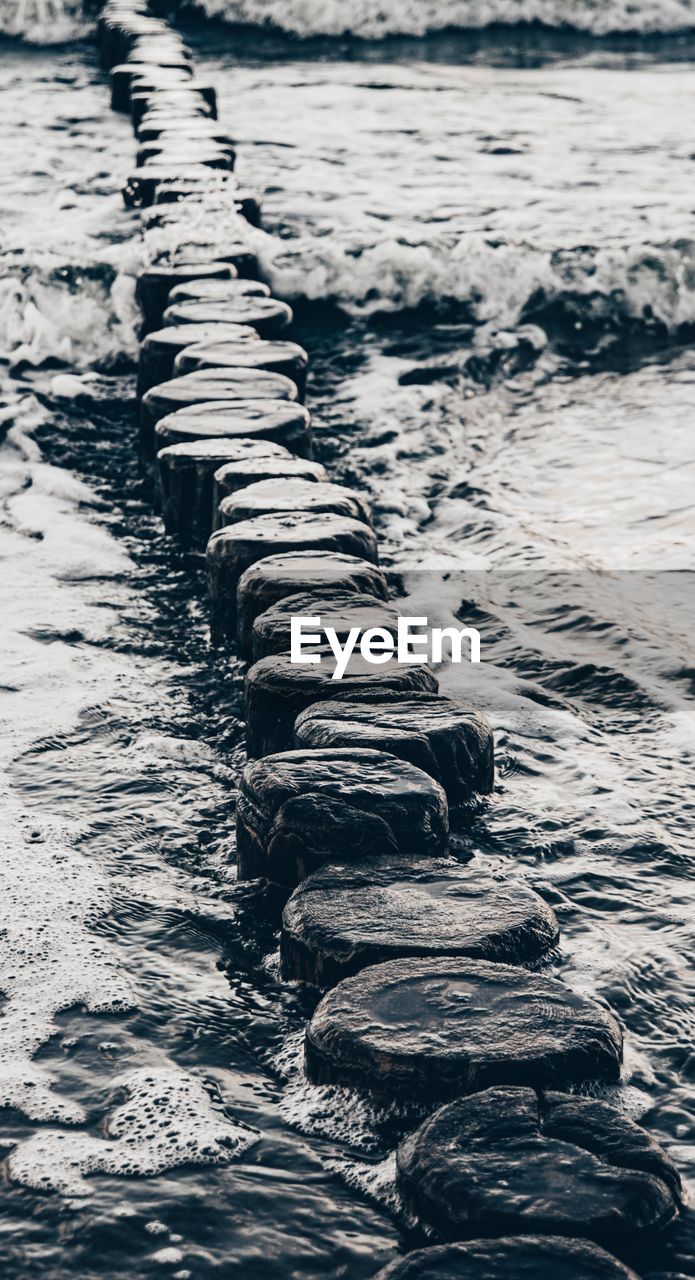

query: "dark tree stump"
(236, 748), (448, 885)
(213, 458), (327, 530)
(154, 400), (312, 461)
(157, 438), (288, 547)
(294, 693), (494, 803)
(147, 243), (257, 278)
(135, 261), (236, 332)
(236, 550), (388, 659)
(111, 60), (193, 112)
(152, 187), (262, 228)
(135, 143), (234, 169)
(140, 370), (298, 457)
(174, 338), (309, 400)
(125, 162), (225, 207)
(163, 296), (293, 337)
(136, 77), (216, 108)
(252, 588), (399, 660)
(136, 119), (233, 147)
(167, 278), (271, 304)
(371, 1237), (642, 1280)
(305, 957), (623, 1102)
(127, 70), (205, 105)
(218, 479), (372, 529)
(130, 86), (216, 129)
(100, 16), (185, 68)
(137, 322), (258, 396)
(207, 515), (378, 645)
(397, 1087), (681, 1247)
(246, 649), (437, 757)
(281, 855), (559, 985)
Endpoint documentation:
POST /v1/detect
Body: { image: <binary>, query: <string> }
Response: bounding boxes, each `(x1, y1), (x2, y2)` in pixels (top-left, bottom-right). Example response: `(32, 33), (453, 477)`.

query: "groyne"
(92, 5), (685, 1273)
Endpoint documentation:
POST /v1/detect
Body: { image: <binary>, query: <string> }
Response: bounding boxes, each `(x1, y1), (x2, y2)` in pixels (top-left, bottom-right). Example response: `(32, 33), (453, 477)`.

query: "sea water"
(0, 9), (694, 1278)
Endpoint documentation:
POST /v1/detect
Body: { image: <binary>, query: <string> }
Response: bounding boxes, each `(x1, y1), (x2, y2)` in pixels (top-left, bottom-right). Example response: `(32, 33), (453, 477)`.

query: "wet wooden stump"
(305, 957), (623, 1102)
(143, 249), (257, 295)
(163, 296), (293, 337)
(136, 262), (237, 332)
(100, 16), (184, 68)
(136, 127), (235, 159)
(174, 338), (309, 400)
(218, 478), (372, 528)
(151, 185), (262, 228)
(294, 693), (494, 804)
(140, 370), (299, 457)
(396, 1087), (681, 1247)
(128, 73), (207, 112)
(236, 748), (449, 884)
(146, 202), (246, 234)
(125, 165), (234, 207)
(156, 438), (289, 547)
(245, 650), (436, 757)
(252, 588), (399, 660)
(134, 143), (234, 170)
(213, 457), (328, 530)
(167, 278), (271, 304)
(134, 108), (229, 135)
(134, 102), (225, 133)
(154, 400), (312, 460)
(134, 114), (218, 141)
(130, 87), (217, 129)
(147, 244), (257, 276)
(236, 550), (389, 659)
(141, 140), (235, 163)
(280, 855), (559, 985)
(111, 60), (193, 112)
(129, 30), (188, 53)
(207, 515), (378, 645)
(137, 322), (258, 395)
(371, 1238), (642, 1280)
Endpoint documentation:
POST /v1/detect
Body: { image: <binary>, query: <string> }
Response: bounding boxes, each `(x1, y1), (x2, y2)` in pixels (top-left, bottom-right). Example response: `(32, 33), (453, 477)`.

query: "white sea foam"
(274, 1029), (406, 1152)
(0, 395), (251, 1194)
(5, 104), (692, 367)
(255, 226), (695, 331)
(6, 0), (695, 41)
(141, 187), (252, 269)
(0, 801), (135, 1123)
(9, 227), (695, 372)
(181, 0), (695, 37)
(0, 254), (139, 370)
(0, 396), (136, 1122)
(0, 0), (89, 43)
(0, 152), (142, 1142)
(146, 171), (695, 337)
(8, 1067), (258, 1194)
(326, 1151), (404, 1219)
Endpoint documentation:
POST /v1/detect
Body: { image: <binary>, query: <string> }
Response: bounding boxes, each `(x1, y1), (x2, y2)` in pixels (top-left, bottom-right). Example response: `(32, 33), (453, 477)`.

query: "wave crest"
(0, 0), (89, 44)
(0, 259), (138, 369)
(8, 0), (695, 43)
(181, 0), (695, 38)
(258, 230), (695, 350)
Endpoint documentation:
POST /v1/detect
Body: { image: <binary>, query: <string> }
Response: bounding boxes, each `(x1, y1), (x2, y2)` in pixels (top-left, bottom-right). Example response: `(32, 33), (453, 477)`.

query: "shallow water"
(0, 20), (694, 1280)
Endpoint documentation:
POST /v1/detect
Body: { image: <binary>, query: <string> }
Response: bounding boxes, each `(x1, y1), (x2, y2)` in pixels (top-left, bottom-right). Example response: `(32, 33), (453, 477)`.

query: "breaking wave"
(5, 233), (694, 373)
(258, 230), (695, 354)
(0, 0), (89, 44)
(0, 256), (139, 369)
(173, 0), (695, 39)
(7, 0), (695, 43)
